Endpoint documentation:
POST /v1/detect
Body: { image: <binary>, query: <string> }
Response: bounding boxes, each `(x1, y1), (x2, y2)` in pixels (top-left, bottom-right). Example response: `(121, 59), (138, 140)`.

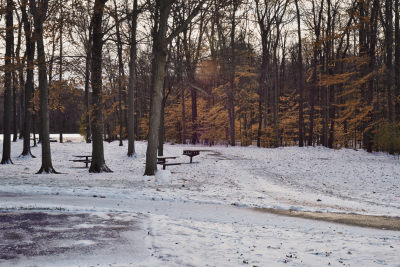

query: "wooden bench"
(70, 155), (92, 168)
(183, 150), (200, 163)
(157, 156), (181, 170)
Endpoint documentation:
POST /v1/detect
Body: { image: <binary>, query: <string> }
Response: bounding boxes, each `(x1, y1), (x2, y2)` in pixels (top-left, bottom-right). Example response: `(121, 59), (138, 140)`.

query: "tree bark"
(30, 0), (57, 173)
(127, 0), (138, 157)
(113, 0), (124, 147)
(1, 0), (14, 164)
(85, 23), (93, 144)
(59, 6), (64, 144)
(144, 0), (171, 176)
(363, 0), (379, 152)
(385, 0), (394, 122)
(395, 0), (400, 120)
(295, 0), (304, 147)
(308, 0), (324, 146)
(89, 0), (112, 173)
(228, 0), (238, 146)
(145, 0), (205, 175)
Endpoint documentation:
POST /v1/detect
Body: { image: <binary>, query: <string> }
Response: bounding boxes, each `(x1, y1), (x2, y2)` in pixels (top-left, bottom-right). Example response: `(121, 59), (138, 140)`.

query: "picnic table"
(157, 156), (181, 170)
(183, 150), (200, 163)
(70, 155), (92, 168)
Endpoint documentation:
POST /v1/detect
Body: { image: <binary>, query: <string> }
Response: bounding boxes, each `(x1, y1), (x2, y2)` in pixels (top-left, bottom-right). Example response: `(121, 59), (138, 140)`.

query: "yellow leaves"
(317, 72), (356, 87)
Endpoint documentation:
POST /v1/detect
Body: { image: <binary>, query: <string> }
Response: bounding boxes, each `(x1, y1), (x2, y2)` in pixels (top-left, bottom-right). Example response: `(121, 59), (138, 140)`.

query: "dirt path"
(254, 207), (400, 231)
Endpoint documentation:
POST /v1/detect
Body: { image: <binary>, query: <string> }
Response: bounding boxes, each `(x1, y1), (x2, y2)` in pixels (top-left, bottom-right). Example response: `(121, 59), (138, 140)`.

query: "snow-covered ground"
(1, 136), (400, 266)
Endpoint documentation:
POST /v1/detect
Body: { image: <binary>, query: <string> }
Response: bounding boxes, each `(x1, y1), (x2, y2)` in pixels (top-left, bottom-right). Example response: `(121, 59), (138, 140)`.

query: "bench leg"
(163, 164), (166, 170)
(190, 156), (193, 163)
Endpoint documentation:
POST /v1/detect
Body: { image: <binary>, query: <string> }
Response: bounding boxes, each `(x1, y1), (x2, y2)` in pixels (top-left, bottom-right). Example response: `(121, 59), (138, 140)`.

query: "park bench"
(183, 150), (200, 163)
(69, 155), (92, 168)
(157, 156), (181, 170)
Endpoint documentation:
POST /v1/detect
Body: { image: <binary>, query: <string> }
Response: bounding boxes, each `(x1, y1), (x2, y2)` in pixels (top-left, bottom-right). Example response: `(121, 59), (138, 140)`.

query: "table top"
(73, 155), (92, 158)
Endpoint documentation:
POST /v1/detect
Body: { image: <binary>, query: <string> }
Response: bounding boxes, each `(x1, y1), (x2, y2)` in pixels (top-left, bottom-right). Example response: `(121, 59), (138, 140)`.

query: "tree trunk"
(14, 15), (23, 142)
(144, 3), (170, 175)
(385, 0), (394, 122)
(89, 0), (112, 173)
(308, 0), (323, 146)
(363, 0), (379, 152)
(228, 0), (238, 146)
(31, 0), (57, 173)
(145, 0), (204, 175)
(12, 62), (18, 143)
(257, 32), (268, 148)
(1, 0), (14, 164)
(59, 6), (64, 143)
(395, 0), (400, 120)
(113, 0), (124, 147)
(158, 93), (166, 157)
(127, 0), (138, 157)
(295, 0), (304, 147)
(84, 24), (93, 144)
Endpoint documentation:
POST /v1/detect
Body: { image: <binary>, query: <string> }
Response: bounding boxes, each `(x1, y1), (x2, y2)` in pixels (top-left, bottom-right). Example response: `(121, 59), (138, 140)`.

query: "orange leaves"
(317, 72), (356, 87)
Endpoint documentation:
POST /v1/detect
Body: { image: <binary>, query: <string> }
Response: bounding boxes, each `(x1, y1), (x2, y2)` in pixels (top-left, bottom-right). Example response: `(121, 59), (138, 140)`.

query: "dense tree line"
(0, 0), (399, 175)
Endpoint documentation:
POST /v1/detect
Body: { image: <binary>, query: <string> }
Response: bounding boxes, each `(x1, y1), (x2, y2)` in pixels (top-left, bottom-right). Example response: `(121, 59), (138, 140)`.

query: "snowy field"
(0, 136), (400, 266)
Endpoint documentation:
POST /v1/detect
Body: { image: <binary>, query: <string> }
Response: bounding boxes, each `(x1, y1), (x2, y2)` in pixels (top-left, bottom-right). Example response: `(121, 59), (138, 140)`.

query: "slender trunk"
(228, 1), (238, 146)
(395, 0), (400, 120)
(12, 62), (18, 142)
(295, 0), (304, 147)
(309, 0), (323, 146)
(273, 41), (280, 147)
(363, 0), (379, 152)
(15, 16), (23, 141)
(257, 32), (268, 148)
(127, 0), (138, 156)
(386, 0), (394, 122)
(181, 87), (186, 144)
(18, 56), (25, 140)
(89, 0), (112, 173)
(114, 0), (124, 147)
(1, 0), (14, 164)
(84, 24), (93, 143)
(59, 7), (64, 143)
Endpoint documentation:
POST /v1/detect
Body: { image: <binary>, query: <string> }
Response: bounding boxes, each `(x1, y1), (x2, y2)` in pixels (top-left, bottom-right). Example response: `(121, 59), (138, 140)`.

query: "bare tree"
(89, 0), (112, 173)
(30, 0), (57, 173)
(294, 0), (304, 147)
(20, 0), (36, 157)
(1, 0), (14, 164)
(144, 0), (206, 176)
(127, 0), (139, 157)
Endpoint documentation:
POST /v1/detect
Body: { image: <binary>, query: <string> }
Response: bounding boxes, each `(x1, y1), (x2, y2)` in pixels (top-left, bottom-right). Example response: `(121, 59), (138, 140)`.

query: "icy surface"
(0, 137), (399, 266)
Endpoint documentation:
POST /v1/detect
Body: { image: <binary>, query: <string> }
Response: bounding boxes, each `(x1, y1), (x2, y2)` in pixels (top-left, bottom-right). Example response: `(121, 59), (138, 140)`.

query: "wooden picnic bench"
(183, 150), (200, 163)
(69, 155), (92, 168)
(157, 156), (181, 170)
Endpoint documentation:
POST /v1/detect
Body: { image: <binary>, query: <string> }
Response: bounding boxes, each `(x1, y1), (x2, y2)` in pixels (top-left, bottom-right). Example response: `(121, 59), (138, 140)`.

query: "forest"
(1, 0), (400, 175)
